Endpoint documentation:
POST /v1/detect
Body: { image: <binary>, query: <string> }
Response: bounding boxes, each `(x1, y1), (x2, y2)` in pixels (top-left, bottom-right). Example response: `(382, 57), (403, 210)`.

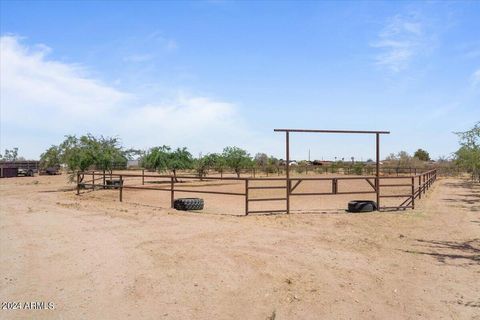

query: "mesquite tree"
(455, 122), (480, 182)
(222, 146), (252, 178)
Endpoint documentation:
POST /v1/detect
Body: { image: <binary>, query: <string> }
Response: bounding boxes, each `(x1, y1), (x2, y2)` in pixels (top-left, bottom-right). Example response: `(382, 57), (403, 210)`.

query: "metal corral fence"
(76, 169), (437, 215)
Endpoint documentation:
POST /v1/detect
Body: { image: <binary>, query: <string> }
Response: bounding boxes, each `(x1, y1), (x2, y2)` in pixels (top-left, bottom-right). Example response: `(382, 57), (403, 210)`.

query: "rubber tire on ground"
(106, 179), (122, 189)
(348, 200), (377, 212)
(174, 198), (204, 211)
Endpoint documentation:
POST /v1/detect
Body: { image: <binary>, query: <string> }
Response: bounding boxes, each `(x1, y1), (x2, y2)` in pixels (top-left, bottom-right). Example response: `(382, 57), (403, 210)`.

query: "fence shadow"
(401, 238), (480, 266)
(444, 181), (480, 190)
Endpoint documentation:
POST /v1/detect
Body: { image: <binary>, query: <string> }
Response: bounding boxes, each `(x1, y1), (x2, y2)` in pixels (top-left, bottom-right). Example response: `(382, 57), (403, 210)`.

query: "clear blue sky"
(1, 1), (479, 160)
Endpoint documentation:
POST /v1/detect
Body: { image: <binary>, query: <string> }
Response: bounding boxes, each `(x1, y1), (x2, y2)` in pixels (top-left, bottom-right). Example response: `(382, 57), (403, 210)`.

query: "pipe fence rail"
(76, 168), (437, 215)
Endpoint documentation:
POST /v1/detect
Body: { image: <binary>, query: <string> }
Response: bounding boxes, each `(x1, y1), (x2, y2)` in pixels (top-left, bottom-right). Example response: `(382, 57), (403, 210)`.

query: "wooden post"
(170, 177), (174, 208)
(411, 176), (415, 209)
(418, 175), (421, 199)
(142, 169), (145, 185)
(92, 172), (95, 189)
(103, 170), (106, 189)
(245, 179), (249, 216)
(423, 174), (426, 195)
(119, 175), (123, 202)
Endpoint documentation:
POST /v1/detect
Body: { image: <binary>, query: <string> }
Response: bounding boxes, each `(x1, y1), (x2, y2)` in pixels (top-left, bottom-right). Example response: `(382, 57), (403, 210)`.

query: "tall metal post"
(119, 175), (123, 202)
(411, 176), (415, 209)
(170, 177), (174, 208)
(245, 179), (249, 216)
(375, 133), (380, 210)
(418, 175), (421, 199)
(286, 131), (290, 214)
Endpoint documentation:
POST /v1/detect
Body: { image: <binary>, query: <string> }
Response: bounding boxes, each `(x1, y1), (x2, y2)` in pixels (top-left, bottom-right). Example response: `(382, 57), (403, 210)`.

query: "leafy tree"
(254, 153), (268, 168)
(141, 146), (193, 181)
(385, 151), (412, 169)
(194, 153), (218, 179)
(454, 122), (480, 182)
(352, 162), (364, 175)
(414, 149), (430, 161)
(222, 146), (252, 178)
(266, 156), (279, 174)
(210, 153), (227, 177)
(39, 146), (62, 169)
(142, 146), (171, 172)
(42, 134), (128, 182)
(1, 147), (19, 161)
(58, 135), (95, 182)
(93, 136), (128, 171)
(168, 147), (194, 181)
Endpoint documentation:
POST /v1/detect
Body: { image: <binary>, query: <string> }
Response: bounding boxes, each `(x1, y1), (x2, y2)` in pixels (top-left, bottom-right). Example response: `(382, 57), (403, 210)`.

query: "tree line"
(30, 121), (479, 182)
(454, 122), (480, 182)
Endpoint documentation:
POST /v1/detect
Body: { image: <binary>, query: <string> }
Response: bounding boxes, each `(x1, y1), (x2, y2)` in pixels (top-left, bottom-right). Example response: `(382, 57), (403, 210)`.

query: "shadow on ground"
(401, 238), (480, 266)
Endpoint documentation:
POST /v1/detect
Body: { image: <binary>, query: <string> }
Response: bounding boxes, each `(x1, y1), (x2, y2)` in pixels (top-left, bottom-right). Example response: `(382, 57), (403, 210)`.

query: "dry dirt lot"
(0, 174), (479, 319)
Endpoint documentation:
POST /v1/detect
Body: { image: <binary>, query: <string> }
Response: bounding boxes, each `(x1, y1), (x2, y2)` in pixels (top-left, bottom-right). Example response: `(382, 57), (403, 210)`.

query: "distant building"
(127, 159), (140, 168)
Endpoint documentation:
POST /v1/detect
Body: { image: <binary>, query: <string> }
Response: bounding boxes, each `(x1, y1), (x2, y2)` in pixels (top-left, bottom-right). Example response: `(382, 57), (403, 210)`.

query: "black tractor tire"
(105, 179), (122, 189)
(348, 200), (377, 212)
(174, 198), (204, 211)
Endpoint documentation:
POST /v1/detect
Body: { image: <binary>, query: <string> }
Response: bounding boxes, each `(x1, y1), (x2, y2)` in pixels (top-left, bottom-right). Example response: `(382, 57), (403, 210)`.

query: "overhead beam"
(274, 129), (390, 134)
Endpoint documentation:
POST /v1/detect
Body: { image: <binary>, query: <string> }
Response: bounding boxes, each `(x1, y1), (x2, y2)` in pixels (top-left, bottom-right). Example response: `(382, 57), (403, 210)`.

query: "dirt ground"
(0, 174), (479, 319)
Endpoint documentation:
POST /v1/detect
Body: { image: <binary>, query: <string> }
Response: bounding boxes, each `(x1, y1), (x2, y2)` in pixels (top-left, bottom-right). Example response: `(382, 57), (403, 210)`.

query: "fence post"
(245, 179), (249, 216)
(142, 169), (145, 185)
(92, 172), (95, 190)
(423, 174), (426, 195)
(170, 177), (174, 208)
(411, 177), (415, 209)
(103, 170), (106, 189)
(119, 175), (123, 202)
(76, 172), (80, 195)
(418, 175), (421, 199)
(332, 178), (338, 194)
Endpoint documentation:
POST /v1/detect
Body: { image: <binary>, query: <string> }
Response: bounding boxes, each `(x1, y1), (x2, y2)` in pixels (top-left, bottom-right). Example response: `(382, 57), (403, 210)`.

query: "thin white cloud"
(372, 13), (427, 72)
(0, 35), (252, 158)
(471, 69), (480, 87)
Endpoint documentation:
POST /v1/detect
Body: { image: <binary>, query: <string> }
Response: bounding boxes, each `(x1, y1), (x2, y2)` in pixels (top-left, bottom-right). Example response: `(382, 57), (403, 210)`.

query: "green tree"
(58, 135), (95, 182)
(168, 147), (194, 181)
(414, 149), (430, 161)
(94, 136), (128, 172)
(141, 146), (171, 173)
(266, 156), (279, 174)
(194, 153), (218, 179)
(454, 122), (480, 182)
(39, 146), (62, 169)
(352, 162), (364, 175)
(210, 153), (227, 177)
(1, 147), (19, 161)
(222, 146), (251, 178)
(56, 134), (127, 182)
(141, 146), (193, 181)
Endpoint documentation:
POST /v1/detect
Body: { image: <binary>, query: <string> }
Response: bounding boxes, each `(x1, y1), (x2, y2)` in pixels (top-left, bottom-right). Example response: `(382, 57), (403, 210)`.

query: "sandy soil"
(0, 175), (479, 319)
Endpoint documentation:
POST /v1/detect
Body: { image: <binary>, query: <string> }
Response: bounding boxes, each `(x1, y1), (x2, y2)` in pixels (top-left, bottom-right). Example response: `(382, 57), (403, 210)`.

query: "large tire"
(106, 179), (122, 189)
(348, 200), (377, 212)
(174, 198), (204, 211)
